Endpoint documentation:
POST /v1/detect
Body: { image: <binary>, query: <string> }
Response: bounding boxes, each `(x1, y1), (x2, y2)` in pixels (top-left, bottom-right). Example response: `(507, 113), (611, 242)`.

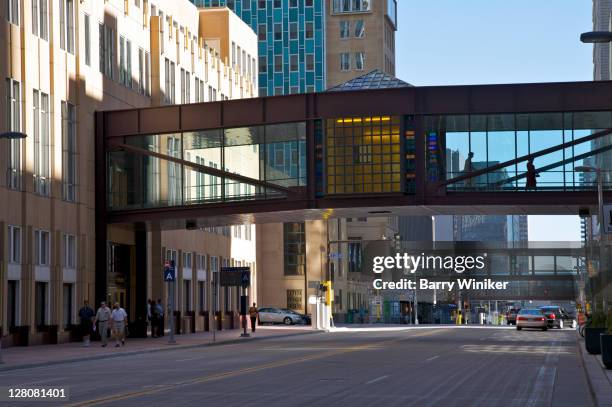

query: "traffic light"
(323, 281), (333, 306)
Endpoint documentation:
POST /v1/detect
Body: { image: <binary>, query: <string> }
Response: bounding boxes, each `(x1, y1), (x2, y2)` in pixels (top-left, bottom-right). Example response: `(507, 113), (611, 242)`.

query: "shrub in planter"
(586, 310), (607, 355)
(601, 311), (612, 368)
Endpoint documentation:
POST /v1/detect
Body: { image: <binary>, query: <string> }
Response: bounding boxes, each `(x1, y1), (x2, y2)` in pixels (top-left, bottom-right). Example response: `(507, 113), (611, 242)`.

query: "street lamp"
(580, 31), (612, 44)
(0, 131), (26, 363)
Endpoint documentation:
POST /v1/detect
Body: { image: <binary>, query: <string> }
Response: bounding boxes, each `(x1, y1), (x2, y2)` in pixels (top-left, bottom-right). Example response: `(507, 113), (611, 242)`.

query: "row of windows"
(231, 42), (256, 83)
(258, 22), (315, 41)
(340, 52), (365, 71)
(259, 54), (316, 74)
(332, 0), (371, 14)
(7, 280), (76, 329)
(252, 0), (314, 8)
(5, 79), (77, 201)
(339, 20), (365, 39)
(8, 225), (77, 268)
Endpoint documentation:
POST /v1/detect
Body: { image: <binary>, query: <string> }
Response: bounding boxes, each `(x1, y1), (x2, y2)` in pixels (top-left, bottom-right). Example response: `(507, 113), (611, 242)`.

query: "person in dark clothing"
(78, 300), (95, 347)
(156, 299), (165, 337)
(526, 158), (538, 190)
(248, 303), (258, 333)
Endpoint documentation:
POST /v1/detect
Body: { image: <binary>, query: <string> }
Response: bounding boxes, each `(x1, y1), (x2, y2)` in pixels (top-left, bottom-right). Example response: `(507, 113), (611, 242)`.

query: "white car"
(257, 307), (304, 325)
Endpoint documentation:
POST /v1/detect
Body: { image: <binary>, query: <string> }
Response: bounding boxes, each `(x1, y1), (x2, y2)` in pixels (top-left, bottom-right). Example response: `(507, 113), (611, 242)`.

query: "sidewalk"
(577, 333), (612, 406)
(0, 326), (317, 372)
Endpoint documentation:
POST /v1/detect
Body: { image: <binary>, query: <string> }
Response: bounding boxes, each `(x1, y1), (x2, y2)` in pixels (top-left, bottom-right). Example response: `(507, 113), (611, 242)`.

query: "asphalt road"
(0, 327), (591, 407)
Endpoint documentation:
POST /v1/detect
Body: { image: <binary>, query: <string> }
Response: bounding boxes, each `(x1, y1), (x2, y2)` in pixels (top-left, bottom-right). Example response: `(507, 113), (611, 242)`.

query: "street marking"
(366, 375), (388, 385)
(261, 346), (382, 351)
(425, 355), (439, 362)
(66, 328), (446, 407)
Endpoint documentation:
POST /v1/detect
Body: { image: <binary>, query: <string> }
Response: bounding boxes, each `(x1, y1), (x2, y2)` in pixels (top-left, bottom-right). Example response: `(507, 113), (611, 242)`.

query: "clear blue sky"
(395, 1), (594, 240)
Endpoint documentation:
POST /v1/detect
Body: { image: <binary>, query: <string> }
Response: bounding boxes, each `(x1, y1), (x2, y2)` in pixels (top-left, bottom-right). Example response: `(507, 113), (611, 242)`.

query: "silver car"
(258, 307), (303, 325)
(516, 309), (547, 331)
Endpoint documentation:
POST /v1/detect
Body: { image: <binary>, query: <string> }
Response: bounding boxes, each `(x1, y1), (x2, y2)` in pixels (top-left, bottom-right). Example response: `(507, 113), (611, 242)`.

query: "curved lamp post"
(580, 31), (612, 44)
(0, 131), (26, 363)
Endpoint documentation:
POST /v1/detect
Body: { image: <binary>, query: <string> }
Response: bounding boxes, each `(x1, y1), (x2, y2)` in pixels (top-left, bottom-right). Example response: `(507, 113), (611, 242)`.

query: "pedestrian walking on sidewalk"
(78, 300), (95, 346)
(111, 303), (128, 347)
(249, 303), (258, 333)
(94, 301), (111, 347)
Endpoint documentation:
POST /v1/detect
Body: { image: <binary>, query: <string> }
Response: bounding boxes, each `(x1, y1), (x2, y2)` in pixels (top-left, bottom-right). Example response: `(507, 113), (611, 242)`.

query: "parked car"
(507, 308), (521, 325)
(540, 306), (577, 329)
(258, 308), (305, 325)
(280, 309), (311, 325)
(516, 308), (547, 331)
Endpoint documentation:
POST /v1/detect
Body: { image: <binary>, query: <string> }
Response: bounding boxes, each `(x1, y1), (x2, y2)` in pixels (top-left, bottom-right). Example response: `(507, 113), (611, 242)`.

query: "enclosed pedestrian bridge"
(97, 79), (612, 228)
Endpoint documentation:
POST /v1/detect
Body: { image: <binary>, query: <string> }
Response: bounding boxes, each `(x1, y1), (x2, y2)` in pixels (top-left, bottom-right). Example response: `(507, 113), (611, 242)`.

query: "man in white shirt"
(110, 302), (128, 347)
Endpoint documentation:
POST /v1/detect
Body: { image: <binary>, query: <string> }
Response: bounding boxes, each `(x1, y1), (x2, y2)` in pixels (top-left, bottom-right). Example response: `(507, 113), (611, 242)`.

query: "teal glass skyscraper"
(194, 0), (325, 95)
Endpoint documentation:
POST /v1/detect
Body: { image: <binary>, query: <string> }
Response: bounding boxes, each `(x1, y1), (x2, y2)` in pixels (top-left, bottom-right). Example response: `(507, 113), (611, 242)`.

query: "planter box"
(602, 334), (612, 369)
(586, 327), (606, 354)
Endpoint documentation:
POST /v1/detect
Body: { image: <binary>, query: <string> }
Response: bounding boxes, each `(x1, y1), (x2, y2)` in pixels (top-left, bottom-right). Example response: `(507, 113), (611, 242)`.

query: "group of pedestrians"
(78, 300), (129, 348)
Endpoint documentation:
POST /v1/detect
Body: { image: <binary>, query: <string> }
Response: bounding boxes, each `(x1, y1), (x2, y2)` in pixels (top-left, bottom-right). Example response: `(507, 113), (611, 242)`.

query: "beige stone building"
(0, 0), (257, 346)
(325, 0), (397, 89)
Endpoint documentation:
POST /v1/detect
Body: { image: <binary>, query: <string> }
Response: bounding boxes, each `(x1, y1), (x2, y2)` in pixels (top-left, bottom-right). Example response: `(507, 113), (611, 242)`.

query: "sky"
(395, 1), (593, 241)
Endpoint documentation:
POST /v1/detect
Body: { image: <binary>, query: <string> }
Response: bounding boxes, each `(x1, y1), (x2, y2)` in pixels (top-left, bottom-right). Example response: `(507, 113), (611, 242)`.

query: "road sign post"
(220, 267), (251, 338)
(164, 260), (177, 345)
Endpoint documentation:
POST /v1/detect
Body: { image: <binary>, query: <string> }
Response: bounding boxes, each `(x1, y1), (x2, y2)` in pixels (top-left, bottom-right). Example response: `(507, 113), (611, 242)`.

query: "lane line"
(66, 328), (445, 407)
(366, 375), (388, 385)
(425, 355), (439, 362)
(20, 377), (68, 386)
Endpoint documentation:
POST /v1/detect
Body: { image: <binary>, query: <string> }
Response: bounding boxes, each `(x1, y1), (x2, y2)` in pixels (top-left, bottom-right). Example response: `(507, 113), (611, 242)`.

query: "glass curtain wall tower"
(194, 0), (325, 95)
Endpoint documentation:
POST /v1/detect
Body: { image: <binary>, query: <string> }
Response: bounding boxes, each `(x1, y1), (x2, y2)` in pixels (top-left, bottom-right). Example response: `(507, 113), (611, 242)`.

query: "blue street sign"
(164, 260), (176, 282)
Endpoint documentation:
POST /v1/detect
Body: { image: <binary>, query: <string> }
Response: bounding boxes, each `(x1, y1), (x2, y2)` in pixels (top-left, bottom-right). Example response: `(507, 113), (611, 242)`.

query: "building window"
(348, 240), (362, 272)
(35, 282), (48, 328)
(8, 280), (18, 328)
(64, 234), (76, 269)
(7, 0), (19, 25)
(32, 0), (48, 40)
(333, 0), (371, 13)
(274, 23), (282, 41)
(198, 281), (206, 312)
(306, 54), (314, 71)
(145, 51), (150, 96)
(275, 86), (283, 96)
(35, 230), (50, 266)
(6, 78), (21, 190)
(258, 25), (266, 41)
(184, 280), (191, 312)
(119, 36), (132, 88)
(340, 53), (350, 71)
(9, 225), (21, 264)
(33, 90), (50, 196)
(170, 61), (176, 103)
(274, 55), (282, 72)
(290, 0), (297, 6)
(305, 22), (314, 39)
(183, 252), (192, 269)
(180, 68), (186, 103)
(283, 223), (306, 276)
(290, 55), (298, 71)
(84, 14), (91, 65)
(63, 283), (73, 328)
(289, 22), (298, 40)
(274, 0), (281, 7)
(354, 52), (364, 70)
(259, 56), (267, 73)
(354, 20), (365, 38)
(305, 0), (313, 6)
(340, 21), (349, 38)
(99, 23), (116, 79)
(258, 0), (266, 8)
(59, 0), (75, 53)
(62, 101), (77, 202)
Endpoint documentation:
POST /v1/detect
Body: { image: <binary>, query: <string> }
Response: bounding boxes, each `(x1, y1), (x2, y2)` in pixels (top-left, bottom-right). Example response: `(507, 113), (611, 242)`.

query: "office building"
(1, 0), (257, 346)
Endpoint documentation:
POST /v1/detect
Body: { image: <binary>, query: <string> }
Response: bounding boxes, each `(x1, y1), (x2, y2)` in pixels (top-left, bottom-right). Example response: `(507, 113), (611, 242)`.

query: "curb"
(0, 330), (321, 373)
(576, 332), (600, 407)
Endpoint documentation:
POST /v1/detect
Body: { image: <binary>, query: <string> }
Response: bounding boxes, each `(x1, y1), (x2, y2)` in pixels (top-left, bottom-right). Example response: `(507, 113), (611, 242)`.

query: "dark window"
(284, 223), (306, 275)
(184, 280), (191, 312)
(258, 24), (266, 41)
(63, 283), (73, 328)
(274, 55), (282, 72)
(259, 56), (267, 73)
(290, 22), (297, 40)
(290, 54), (298, 71)
(305, 22), (313, 39)
(258, 0), (266, 8)
(8, 280), (18, 329)
(35, 282), (47, 328)
(274, 23), (282, 40)
(306, 54), (314, 71)
(348, 241), (362, 272)
(198, 281), (206, 312)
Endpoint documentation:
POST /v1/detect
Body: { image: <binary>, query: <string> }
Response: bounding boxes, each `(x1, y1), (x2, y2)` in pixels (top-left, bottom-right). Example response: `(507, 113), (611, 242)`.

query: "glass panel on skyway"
(326, 116), (402, 194)
(428, 111), (612, 191)
(107, 123), (306, 210)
